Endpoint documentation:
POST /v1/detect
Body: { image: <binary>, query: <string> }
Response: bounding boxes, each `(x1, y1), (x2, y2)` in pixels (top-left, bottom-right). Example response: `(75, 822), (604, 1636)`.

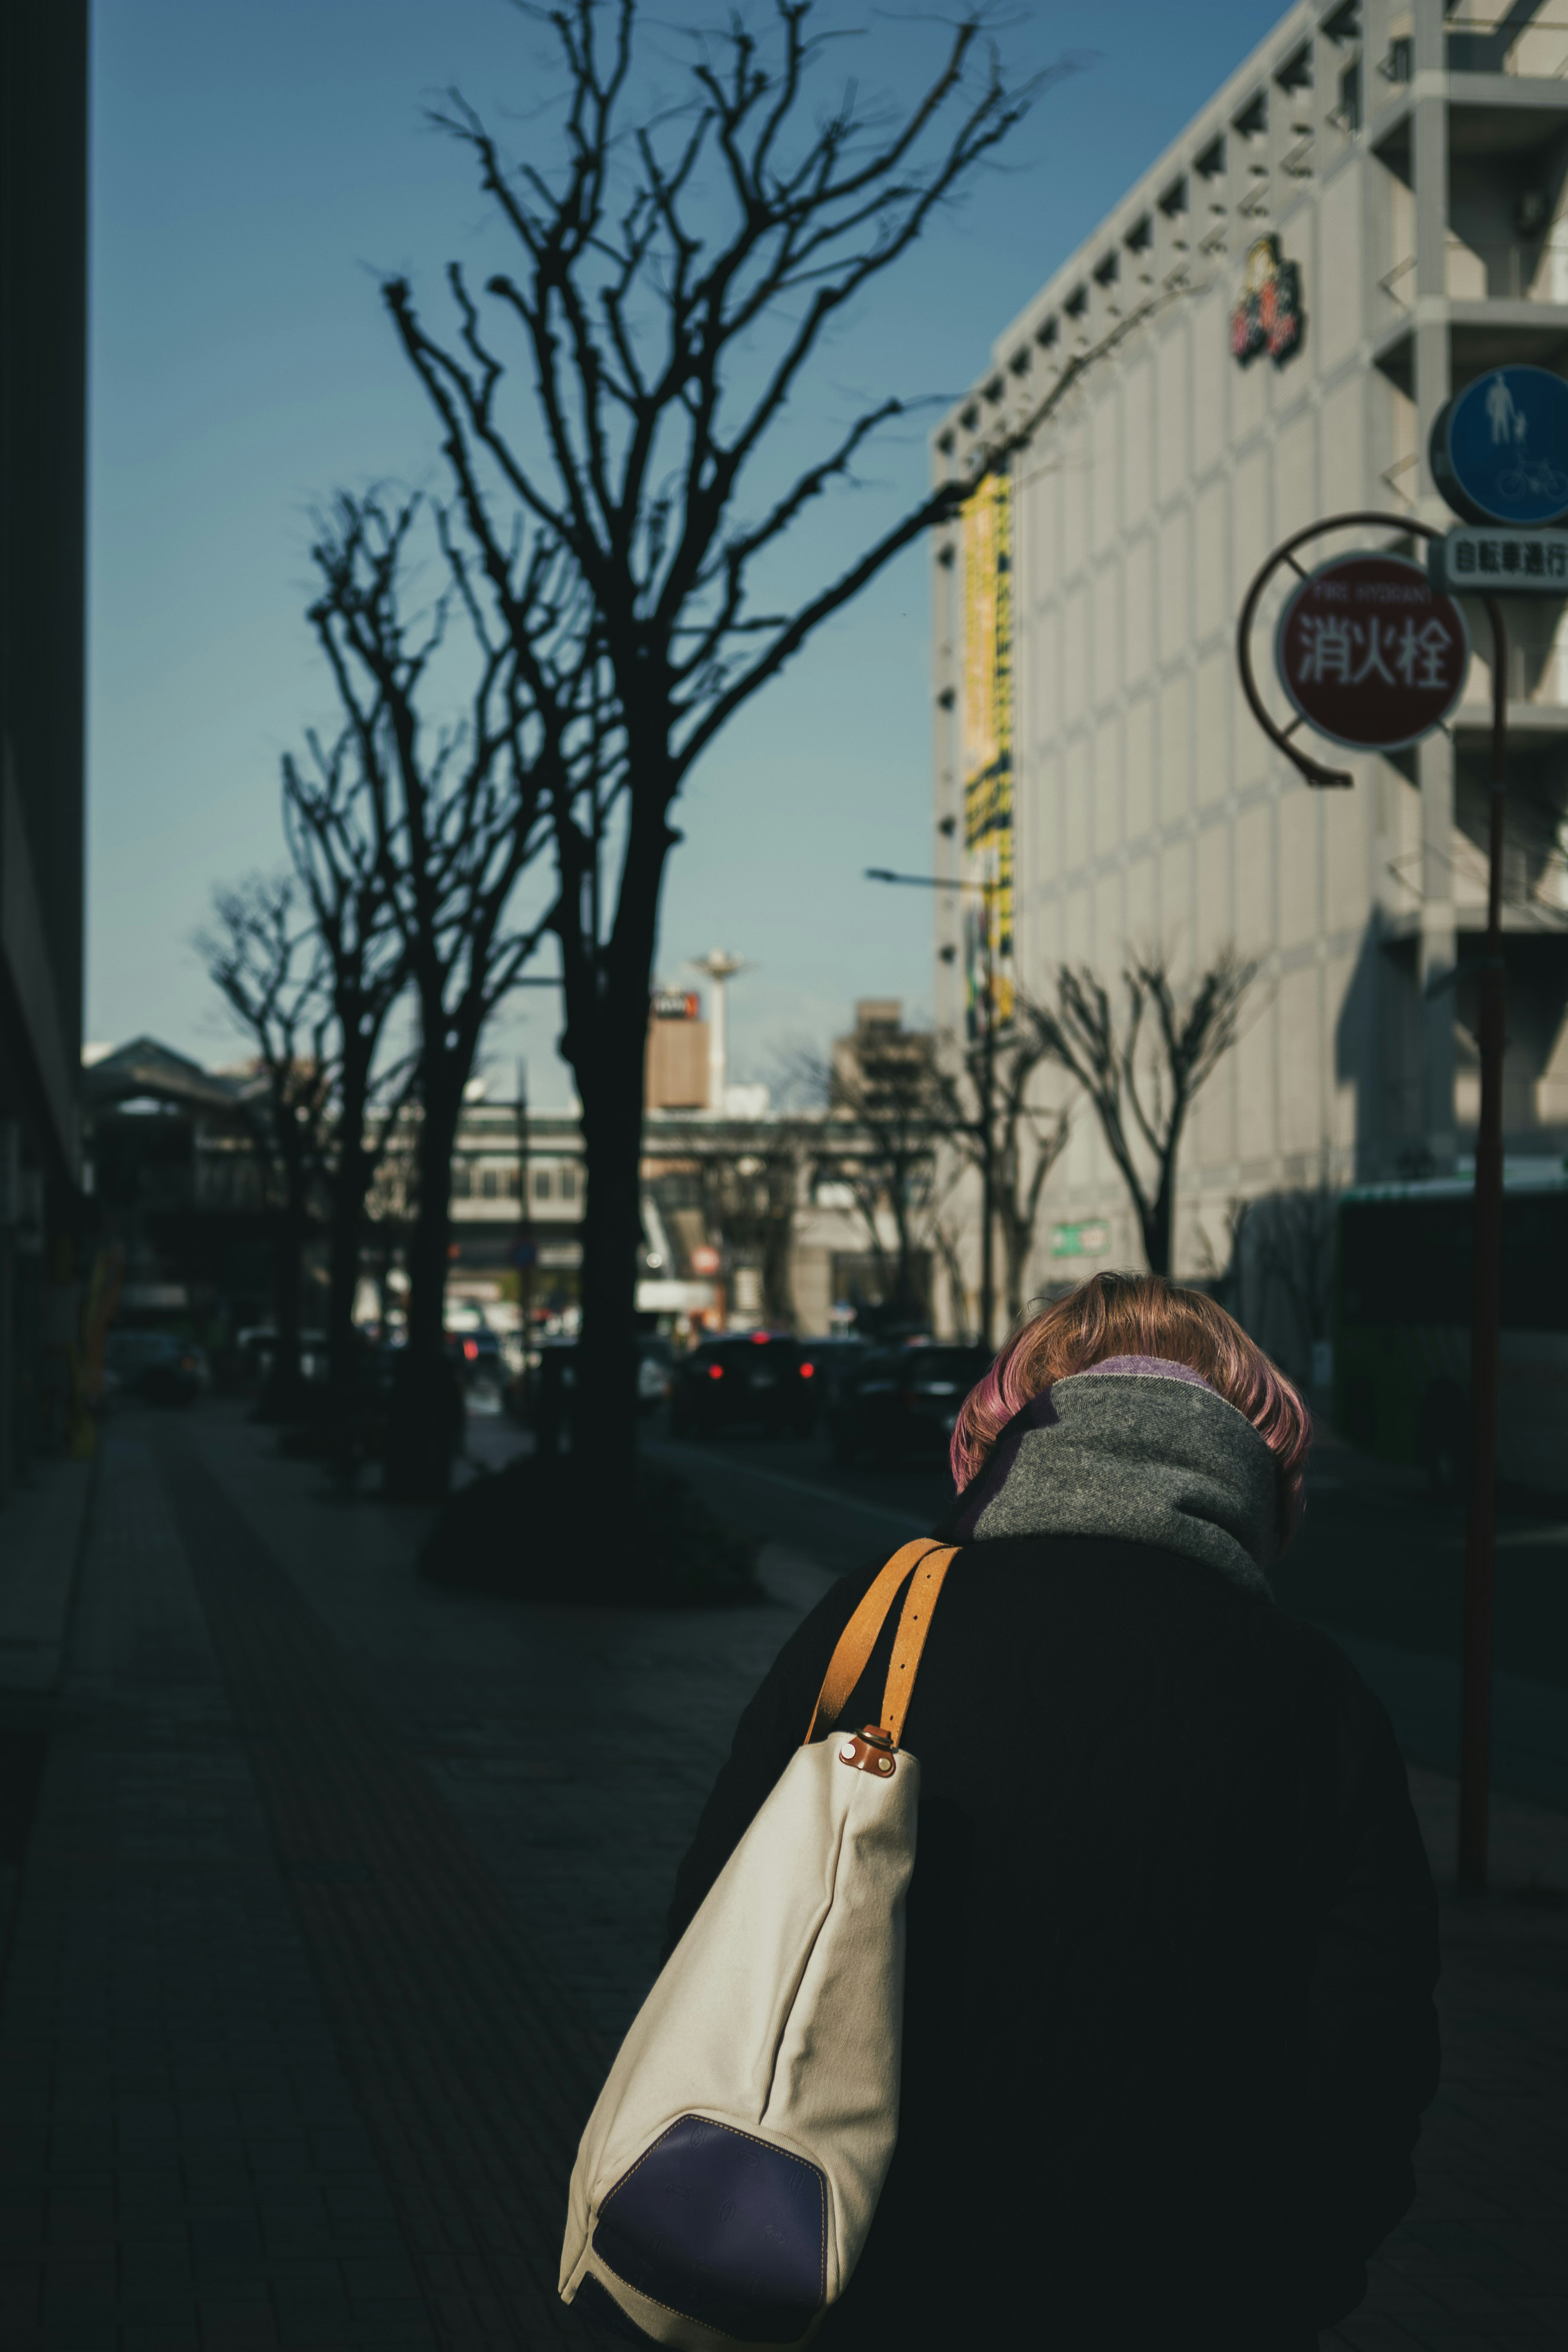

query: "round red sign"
(1274, 552), (1469, 751)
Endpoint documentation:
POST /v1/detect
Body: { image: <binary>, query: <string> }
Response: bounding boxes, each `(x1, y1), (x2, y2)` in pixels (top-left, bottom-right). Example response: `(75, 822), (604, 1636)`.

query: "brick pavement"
(0, 1410), (836, 2352)
(0, 1401), (1562, 2350)
(157, 1442), (610, 2348)
(1325, 1902), (1568, 2352)
(0, 1434), (434, 2352)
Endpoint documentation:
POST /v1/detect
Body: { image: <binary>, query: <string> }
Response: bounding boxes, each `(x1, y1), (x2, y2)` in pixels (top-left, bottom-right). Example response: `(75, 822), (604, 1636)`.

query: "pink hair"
(951, 1272), (1314, 1554)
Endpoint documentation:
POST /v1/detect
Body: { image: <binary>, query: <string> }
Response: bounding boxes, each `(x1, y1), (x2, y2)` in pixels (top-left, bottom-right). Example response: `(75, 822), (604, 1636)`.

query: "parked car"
(233, 1326), (328, 1387)
(826, 1341), (989, 1467)
(445, 1325), (503, 1381)
(636, 1334), (676, 1415)
(669, 1334), (820, 1440)
(803, 1332), (872, 1410)
(102, 1329), (210, 1408)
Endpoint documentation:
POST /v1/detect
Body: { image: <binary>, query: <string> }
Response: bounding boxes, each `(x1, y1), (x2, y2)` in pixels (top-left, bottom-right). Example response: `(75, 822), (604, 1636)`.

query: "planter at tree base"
(418, 1458), (762, 1608)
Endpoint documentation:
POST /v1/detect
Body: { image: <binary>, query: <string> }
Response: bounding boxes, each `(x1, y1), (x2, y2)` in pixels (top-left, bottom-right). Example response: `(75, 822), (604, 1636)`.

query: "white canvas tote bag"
(560, 1539), (958, 2351)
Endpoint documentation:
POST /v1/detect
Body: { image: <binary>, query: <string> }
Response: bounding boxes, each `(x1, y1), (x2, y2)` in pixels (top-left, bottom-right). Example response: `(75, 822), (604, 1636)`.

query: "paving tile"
(3, 1406), (1560, 2352)
(0, 1435), (428, 2352)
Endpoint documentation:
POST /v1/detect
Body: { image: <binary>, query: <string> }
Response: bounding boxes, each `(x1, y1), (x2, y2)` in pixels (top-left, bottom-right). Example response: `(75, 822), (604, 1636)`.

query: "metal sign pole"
(1236, 513), (1510, 1894)
(1459, 606), (1508, 1895)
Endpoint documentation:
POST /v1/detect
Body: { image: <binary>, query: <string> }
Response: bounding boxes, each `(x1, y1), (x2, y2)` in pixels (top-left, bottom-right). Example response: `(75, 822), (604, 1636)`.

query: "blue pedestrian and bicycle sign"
(1431, 365), (1568, 526)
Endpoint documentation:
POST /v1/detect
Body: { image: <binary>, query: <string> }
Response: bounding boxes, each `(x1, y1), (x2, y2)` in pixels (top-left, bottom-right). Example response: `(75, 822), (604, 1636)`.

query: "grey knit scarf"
(947, 1355), (1279, 1594)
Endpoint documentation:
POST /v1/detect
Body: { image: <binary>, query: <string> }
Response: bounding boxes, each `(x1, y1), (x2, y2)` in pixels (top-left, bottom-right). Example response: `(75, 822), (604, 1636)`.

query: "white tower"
(688, 948), (748, 1112)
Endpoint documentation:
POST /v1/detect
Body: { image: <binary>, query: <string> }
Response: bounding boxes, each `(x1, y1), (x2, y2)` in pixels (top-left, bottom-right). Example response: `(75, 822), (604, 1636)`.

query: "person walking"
(659, 1273), (1440, 2352)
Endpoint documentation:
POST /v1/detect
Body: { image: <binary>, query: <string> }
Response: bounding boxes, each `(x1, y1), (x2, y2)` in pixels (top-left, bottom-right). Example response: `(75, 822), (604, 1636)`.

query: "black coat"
(664, 1533), (1441, 2351)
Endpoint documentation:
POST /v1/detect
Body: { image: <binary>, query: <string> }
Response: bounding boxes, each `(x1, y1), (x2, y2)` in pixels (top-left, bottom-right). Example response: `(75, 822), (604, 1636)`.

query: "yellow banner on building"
(961, 468), (1014, 1028)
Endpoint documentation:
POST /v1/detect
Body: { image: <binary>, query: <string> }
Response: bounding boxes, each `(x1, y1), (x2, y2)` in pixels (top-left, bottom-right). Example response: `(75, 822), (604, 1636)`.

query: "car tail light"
(799, 1361), (815, 1379)
(750, 1332), (770, 1345)
(707, 1364), (724, 1381)
(463, 1338), (479, 1361)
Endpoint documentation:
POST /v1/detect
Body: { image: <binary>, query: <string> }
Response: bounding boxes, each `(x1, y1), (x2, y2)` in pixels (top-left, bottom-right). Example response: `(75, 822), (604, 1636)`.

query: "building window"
(560, 1167), (578, 1202)
(1232, 91), (1266, 141)
(1275, 42), (1312, 93)
(452, 1164), (472, 1199)
(1158, 175), (1188, 218)
(1195, 136), (1226, 181)
(1380, 35), (1410, 84)
(1336, 59), (1362, 133)
(534, 1168), (552, 1200)
(480, 1168), (499, 1200)
(506, 1167), (521, 1198)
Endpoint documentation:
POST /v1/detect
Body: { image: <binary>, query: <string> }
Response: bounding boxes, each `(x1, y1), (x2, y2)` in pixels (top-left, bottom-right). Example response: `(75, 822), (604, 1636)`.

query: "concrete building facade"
(931, 0), (1568, 1314)
(0, 0), (88, 1490)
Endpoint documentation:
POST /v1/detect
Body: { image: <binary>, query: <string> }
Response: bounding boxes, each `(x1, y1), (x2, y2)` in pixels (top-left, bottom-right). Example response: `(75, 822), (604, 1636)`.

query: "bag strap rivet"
(837, 1725), (900, 1775)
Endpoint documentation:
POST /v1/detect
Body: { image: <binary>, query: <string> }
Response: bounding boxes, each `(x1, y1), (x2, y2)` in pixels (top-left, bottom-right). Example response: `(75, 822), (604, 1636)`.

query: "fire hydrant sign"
(1274, 552), (1470, 752)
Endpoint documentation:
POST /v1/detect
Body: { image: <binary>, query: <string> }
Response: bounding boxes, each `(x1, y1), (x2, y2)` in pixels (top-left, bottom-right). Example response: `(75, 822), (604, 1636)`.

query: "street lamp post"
(865, 866), (998, 1349)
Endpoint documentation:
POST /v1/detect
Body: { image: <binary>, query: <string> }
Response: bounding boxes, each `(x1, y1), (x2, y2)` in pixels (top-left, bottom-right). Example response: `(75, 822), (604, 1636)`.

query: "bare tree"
(384, 0), (1047, 1480)
(932, 1020), (1071, 1332)
(282, 728), (412, 1448)
(306, 492), (569, 1497)
(693, 1131), (807, 1330)
(1029, 949), (1258, 1276)
(800, 1035), (940, 1327)
(930, 1217), (976, 1344)
(200, 877), (332, 1418)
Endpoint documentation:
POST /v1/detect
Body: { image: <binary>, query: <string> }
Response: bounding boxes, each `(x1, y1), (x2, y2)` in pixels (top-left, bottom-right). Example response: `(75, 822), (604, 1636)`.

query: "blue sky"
(89, 0), (1289, 1102)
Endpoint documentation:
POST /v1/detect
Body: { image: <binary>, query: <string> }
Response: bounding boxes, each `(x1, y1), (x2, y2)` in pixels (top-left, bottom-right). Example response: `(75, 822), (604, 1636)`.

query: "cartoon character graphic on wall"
(1230, 235), (1304, 367)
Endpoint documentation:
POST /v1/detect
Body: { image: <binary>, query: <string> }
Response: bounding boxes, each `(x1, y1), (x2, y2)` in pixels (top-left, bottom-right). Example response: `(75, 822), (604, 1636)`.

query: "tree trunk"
(1143, 1166), (1174, 1276)
(572, 992), (647, 1501)
(325, 1174), (363, 1415)
(890, 1178), (923, 1325)
(385, 1085), (463, 1499)
(324, 1143), (372, 1471)
(323, 1051), (378, 1466)
(558, 769), (675, 1537)
(258, 1203), (310, 1421)
(761, 1167), (797, 1332)
(1000, 1208), (1029, 1328)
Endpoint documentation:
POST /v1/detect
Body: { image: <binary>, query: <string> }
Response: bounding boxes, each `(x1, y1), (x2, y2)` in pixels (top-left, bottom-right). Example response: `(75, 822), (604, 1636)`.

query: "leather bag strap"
(880, 1544), (957, 1750)
(803, 1539), (958, 1748)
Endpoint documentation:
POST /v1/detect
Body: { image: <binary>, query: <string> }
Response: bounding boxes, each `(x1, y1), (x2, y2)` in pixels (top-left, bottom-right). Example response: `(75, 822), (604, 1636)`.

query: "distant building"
(82, 1037), (916, 1348)
(81, 1040), (270, 1336)
(932, 0), (1568, 1303)
(0, 1), (88, 1488)
(645, 989), (710, 1110)
(831, 1000), (937, 1118)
